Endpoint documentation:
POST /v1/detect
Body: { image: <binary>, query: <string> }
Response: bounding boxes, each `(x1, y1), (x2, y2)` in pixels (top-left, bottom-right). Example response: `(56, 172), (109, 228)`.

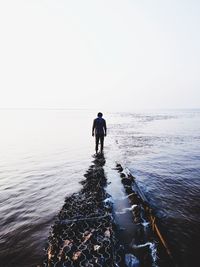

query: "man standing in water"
(92, 112), (107, 154)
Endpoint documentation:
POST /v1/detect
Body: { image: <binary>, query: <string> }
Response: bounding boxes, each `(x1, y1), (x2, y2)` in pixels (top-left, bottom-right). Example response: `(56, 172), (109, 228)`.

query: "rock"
(83, 231), (93, 243)
(125, 186), (134, 194)
(121, 177), (132, 186)
(72, 251), (82, 261)
(94, 245), (101, 251)
(133, 216), (142, 224)
(132, 205), (141, 215)
(116, 164), (123, 172)
(128, 174), (136, 181)
(125, 254), (140, 267)
(104, 227), (112, 238)
(120, 172), (126, 178)
(129, 194), (141, 205)
(58, 240), (72, 261)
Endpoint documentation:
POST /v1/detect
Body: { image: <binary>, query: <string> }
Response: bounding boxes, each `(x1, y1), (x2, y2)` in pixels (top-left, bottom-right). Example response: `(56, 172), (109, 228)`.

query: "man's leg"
(95, 135), (100, 153)
(100, 135), (104, 153)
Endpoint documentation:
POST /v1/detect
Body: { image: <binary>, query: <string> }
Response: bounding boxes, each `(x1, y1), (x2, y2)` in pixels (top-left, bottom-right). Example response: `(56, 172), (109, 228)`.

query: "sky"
(0, 0), (200, 111)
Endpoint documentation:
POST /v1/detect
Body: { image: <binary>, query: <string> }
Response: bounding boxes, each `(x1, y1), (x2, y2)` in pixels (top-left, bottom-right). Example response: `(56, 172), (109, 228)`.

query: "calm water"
(0, 109), (200, 267)
(109, 109), (200, 267)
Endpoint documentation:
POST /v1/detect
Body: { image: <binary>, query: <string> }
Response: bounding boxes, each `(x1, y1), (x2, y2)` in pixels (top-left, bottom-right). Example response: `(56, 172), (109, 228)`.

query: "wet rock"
(120, 172), (126, 178)
(47, 244), (55, 262)
(121, 177), (132, 186)
(125, 253), (140, 267)
(72, 250), (82, 261)
(58, 240), (72, 261)
(125, 185), (134, 194)
(104, 227), (112, 238)
(128, 173), (136, 181)
(94, 244), (101, 251)
(129, 193), (141, 205)
(116, 164), (123, 172)
(130, 241), (156, 267)
(133, 216), (142, 224)
(82, 230), (94, 243)
(132, 205), (141, 216)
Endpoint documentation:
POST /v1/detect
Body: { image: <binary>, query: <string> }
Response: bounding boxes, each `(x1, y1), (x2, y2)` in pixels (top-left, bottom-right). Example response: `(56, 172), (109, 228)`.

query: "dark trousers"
(95, 134), (104, 153)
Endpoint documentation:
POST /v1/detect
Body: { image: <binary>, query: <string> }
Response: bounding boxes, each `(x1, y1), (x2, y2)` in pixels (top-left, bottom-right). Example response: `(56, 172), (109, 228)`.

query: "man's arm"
(104, 120), (107, 136)
(92, 119), (96, 136)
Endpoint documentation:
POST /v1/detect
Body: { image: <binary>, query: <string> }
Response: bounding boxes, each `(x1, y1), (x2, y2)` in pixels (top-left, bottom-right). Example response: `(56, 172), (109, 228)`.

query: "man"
(92, 112), (107, 154)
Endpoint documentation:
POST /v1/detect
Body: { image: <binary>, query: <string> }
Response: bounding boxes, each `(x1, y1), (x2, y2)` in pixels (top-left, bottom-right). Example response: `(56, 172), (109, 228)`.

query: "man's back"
(93, 117), (106, 135)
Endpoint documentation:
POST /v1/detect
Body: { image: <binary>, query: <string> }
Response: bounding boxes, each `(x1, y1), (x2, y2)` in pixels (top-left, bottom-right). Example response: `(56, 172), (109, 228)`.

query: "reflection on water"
(0, 109), (200, 267)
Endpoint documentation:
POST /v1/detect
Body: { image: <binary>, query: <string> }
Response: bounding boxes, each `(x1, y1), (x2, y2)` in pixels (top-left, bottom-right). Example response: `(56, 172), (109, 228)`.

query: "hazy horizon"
(0, 0), (200, 111)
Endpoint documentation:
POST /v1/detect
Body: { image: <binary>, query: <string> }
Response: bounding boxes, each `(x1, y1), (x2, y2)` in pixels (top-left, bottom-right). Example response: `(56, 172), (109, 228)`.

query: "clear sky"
(0, 0), (199, 111)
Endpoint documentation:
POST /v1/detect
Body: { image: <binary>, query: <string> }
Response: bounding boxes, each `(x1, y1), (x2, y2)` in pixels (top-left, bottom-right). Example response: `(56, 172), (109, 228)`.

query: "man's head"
(97, 112), (103, 118)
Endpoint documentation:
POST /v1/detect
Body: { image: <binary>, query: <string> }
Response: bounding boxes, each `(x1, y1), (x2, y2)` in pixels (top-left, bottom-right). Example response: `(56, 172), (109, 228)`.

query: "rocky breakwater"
(39, 155), (123, 267)
(116, 163), (177, 267)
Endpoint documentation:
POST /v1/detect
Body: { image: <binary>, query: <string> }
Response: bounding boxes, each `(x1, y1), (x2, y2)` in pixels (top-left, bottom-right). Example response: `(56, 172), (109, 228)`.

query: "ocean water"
(109, 109), (200, 267)
(0, 109), (199, 267)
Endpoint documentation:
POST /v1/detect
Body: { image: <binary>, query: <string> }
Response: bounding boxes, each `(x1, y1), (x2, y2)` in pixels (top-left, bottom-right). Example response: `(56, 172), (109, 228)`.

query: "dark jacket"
(92, 117), (107, 135)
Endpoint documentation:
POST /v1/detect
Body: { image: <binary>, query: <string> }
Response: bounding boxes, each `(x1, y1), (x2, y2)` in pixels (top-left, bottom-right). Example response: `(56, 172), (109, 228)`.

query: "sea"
(0, 109), (199, 267)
